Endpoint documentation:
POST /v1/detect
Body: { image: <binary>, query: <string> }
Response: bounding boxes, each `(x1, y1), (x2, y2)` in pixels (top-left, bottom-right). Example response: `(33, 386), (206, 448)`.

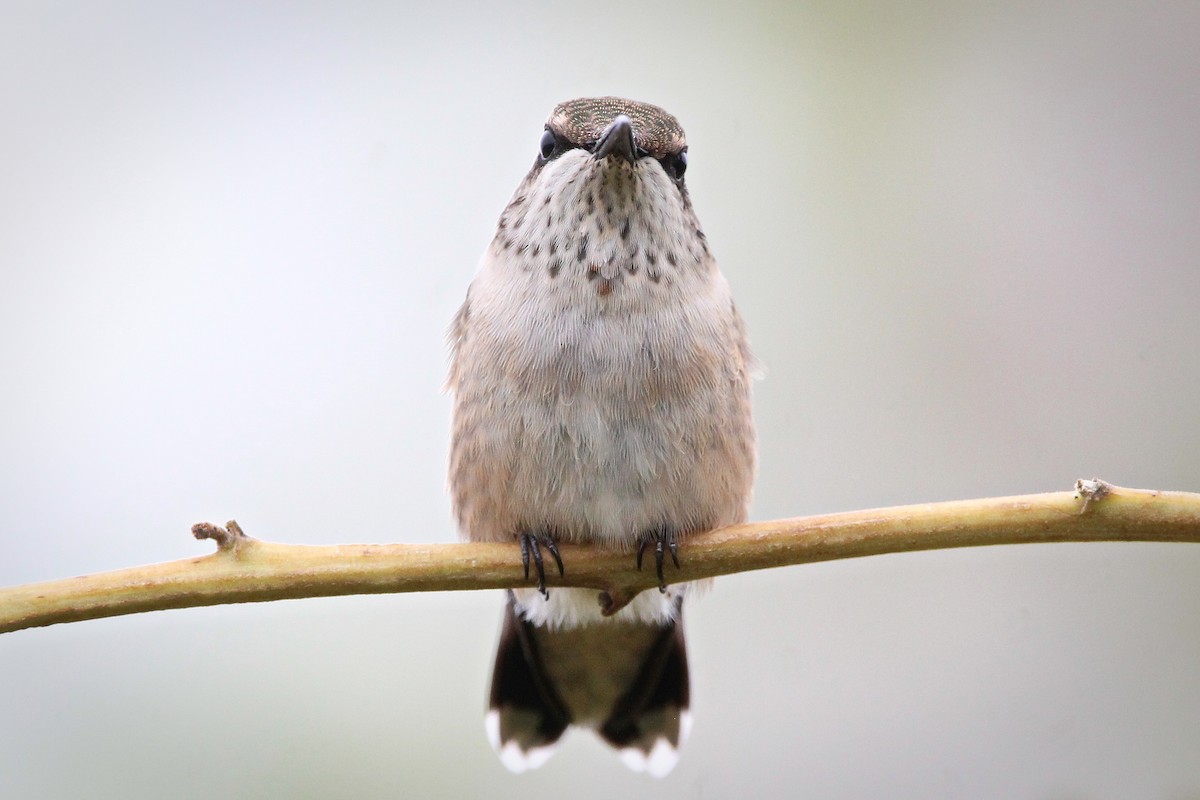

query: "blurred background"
(2, 2), (1198, 797)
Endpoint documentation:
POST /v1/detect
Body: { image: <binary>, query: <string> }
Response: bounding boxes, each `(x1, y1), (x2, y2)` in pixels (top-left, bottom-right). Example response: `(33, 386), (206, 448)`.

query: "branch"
(2, 479), (1198, 635)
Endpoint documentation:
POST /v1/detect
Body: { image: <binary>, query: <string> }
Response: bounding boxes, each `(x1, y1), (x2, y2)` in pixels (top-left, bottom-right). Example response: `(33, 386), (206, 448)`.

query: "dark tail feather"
(599, 606), (691, 777)
(486, 592), (570, 772)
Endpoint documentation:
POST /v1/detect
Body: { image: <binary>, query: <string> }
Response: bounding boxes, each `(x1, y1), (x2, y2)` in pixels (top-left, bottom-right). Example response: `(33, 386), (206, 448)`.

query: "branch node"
(1074, 477), (1113, 514)
(192, 520), (251, 552)
(598, 586), (640, 617)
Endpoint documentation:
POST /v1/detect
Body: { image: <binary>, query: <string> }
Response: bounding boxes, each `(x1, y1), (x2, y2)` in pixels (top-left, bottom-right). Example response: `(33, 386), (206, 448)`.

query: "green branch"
(2, 479), (1198, 635)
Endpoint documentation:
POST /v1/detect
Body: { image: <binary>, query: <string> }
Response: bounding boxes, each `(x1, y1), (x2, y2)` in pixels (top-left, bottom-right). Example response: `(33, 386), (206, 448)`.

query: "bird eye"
(659, 149), (688, 180)
(672, 149), (688, 178)
(538, 129), (556, 160)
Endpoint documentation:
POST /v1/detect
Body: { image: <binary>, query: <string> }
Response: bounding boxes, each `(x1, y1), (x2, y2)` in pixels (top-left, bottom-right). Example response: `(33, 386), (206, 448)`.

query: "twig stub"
(1075, 478), (1113, 514)
(191, 520), (250, 552)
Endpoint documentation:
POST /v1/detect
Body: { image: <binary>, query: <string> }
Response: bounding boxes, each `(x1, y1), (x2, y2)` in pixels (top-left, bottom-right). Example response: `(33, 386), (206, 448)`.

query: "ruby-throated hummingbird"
(447, 97), (756, 776)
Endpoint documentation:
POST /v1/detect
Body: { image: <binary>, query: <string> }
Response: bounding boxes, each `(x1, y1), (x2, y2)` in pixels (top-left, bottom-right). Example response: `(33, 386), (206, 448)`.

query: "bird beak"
(593, 114), (637, 163)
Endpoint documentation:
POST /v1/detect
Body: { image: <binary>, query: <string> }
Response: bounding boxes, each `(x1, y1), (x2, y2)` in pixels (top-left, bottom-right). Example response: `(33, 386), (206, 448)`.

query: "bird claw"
(518, 531), (564, 598)
(636, 527), (680, 592)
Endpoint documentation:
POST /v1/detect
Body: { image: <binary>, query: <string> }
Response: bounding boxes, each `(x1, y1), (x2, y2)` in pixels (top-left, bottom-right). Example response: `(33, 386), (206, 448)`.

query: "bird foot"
(636, 527), (680, 592)
(518, 531), (564, 598)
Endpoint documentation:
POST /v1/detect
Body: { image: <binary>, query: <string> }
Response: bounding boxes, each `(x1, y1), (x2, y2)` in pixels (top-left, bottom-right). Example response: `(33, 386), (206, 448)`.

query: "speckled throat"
(491, 99), (709, 297)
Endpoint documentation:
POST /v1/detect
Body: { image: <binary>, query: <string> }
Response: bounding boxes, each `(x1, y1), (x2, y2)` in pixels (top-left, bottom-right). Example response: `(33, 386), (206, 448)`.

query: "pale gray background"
(2, 2), (1198, 798)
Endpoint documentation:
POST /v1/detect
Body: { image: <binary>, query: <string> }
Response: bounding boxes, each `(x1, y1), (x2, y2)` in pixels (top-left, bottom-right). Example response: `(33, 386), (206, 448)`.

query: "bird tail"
(486, 591), (690, 777)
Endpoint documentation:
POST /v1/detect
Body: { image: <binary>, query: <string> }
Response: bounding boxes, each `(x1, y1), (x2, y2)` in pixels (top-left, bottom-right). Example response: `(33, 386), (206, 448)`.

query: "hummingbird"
(447, 97), (756, 777)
